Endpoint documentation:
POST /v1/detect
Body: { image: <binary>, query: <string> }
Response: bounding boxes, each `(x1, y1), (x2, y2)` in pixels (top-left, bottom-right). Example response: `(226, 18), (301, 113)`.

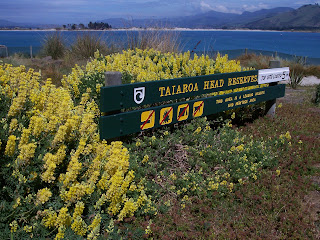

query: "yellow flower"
(36, 188), (52, 205)
(5, 135), (16, 156)
(194, 127), (202, 134)
(169, 173), (177, 181)
(142, 155), (149, 163)
(23, 225), (33, 233)
(285, 131), (291, 140)
(10, 220), (18, 233)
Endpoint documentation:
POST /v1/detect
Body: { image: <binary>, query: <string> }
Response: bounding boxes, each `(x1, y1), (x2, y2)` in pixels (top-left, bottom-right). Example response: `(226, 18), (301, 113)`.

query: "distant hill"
(0, 19), (22, 27)
(0, 19), (58, 29)
(245, 4), (320, 30)
(1, 4), (319, 31)
(100, 7), (294, 29)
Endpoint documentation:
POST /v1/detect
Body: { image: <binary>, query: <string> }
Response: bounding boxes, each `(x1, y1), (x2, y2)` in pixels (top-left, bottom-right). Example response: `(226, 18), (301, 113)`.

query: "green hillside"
(245, 4), (320, 30)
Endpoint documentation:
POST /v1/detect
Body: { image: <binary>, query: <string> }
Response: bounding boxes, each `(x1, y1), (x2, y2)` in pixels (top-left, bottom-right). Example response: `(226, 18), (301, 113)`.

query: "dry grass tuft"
(126, 29), (181, 53)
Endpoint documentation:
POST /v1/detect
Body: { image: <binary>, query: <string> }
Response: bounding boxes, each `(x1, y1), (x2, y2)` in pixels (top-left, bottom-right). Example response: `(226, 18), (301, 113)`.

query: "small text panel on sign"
(258, 67), (289, 84)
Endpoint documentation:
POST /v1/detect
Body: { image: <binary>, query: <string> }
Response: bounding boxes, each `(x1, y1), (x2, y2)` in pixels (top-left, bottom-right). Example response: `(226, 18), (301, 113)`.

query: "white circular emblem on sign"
(134, 87), (145, 104)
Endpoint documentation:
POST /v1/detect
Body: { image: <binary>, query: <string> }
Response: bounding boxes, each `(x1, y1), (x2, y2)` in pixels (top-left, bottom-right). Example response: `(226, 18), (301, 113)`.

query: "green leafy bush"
(312, 84), (320, 105)
(127, 117), (290, 211)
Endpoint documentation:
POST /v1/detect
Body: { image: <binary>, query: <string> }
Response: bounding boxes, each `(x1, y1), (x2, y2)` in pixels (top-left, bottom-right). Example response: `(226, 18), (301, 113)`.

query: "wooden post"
(30, 46), (33, 59)
(265, 60), (281, 117)
(105, 71), (122, 87)
(104, 71), (122, 115)
(245, 48), (248, 55)
(103, 71), (123, 141)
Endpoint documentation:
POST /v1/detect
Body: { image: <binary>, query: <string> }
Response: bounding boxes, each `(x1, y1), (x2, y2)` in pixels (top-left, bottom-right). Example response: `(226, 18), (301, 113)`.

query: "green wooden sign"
(100, 70), (260, 112)
(100, 84), (285, 139)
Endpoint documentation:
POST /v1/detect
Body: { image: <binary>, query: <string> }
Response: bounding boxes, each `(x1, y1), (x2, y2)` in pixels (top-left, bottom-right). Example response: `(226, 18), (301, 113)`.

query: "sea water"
(0, 30), (319, 63)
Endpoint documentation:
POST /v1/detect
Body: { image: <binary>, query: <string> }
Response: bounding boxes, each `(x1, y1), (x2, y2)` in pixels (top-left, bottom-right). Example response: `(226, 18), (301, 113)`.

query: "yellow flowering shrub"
(0, 48), (268, 239)
(62, 48), (253, 100)
(0, 62), (152, 239)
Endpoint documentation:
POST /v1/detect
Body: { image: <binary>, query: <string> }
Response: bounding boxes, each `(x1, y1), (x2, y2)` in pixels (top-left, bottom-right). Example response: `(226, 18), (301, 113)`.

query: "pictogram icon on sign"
(140, 110), (155, 130)
(160, 107), (173, 125)
(193, 101), (204, 117)
(134, 87), (145, 104)
(177, 104), (189, 121)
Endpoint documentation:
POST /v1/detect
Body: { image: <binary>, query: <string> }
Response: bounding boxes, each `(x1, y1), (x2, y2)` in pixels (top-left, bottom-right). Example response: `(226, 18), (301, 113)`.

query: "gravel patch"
(283, 76), (320, 86)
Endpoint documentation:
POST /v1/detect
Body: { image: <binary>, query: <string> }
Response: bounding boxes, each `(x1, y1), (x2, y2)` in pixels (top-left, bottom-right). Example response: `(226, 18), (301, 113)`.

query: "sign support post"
(265, 60), (281, 118)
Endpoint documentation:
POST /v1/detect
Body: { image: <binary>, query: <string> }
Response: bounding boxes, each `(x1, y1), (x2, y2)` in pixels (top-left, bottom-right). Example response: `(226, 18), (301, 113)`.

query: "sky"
(1, 0), (319, 25)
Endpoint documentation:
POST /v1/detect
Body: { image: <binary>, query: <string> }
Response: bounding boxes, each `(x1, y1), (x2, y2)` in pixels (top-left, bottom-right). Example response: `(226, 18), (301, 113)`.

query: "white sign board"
(258, 67), (290, 84)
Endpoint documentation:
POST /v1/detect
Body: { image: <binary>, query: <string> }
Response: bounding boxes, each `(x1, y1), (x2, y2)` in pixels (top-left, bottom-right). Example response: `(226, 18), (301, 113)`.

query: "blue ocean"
(0, 30), (320, 64)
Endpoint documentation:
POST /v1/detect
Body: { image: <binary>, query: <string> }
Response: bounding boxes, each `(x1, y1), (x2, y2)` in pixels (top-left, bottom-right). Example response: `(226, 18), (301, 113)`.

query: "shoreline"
(0, 27), (319, 33)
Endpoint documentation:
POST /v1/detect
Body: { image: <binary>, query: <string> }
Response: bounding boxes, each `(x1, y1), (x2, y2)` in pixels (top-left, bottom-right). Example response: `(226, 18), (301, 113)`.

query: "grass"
(126, 29), (181, 53)
(69, 33), (118, 60)
(114, 85), (320, 239)
(40, 31), (66, 60)
(237, 53), (320, 78)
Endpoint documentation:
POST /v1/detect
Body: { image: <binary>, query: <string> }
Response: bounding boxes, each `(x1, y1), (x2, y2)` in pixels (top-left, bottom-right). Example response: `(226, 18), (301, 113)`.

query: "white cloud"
(294, 0), (320, 4)
(242, 3), (269, 12)
(200, 1), (241, 13)
(200, 1), (214, 11)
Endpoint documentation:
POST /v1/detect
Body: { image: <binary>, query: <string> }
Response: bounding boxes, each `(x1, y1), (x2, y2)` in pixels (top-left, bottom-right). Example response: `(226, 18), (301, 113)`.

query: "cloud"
(294, 0), (320, 4)
(242, 3), (269, 12)
(199, 1), (241, 13)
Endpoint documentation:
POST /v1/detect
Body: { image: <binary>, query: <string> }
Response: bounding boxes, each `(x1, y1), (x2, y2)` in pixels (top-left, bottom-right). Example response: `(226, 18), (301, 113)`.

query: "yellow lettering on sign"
(227, 75), (258, 86)
(225, 97), (233, 102)
(249, 98), (256, 103)
(165, 86), (171, 96)
(176, 85), (182, 94)
(228, 103), (234, 108)
(183, 84), (188, 93)
(194, 83), (199, 92)
(177, 104), (189, 121)
(159, 83), (199, 97)
(193, 101), (204, 117)
(216, 99), (223, 104)
(172, 85), (176, 95)
(159, 87), (165, 97)
(255, 91), (265, 96)
(204, 81), (210, 90)
(140, 110), (155, 130)
(243, 93), (254, 98)
(203, 79), (224, 90)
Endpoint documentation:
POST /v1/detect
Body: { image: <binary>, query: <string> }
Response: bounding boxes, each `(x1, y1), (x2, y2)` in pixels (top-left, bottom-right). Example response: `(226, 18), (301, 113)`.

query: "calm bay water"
(0, 30), (320, 61)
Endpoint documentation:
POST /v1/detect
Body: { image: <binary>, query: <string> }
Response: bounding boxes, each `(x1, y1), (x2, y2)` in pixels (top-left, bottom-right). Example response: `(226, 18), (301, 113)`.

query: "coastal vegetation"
(0, 29), (319, 239)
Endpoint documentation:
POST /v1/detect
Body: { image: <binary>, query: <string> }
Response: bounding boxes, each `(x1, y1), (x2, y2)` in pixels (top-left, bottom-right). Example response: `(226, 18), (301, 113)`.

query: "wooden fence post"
(103, 71), (122, 140)
(105, 71), (122, 87)
(265, 60), (281, 117)
(104, 71), (122, 115)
